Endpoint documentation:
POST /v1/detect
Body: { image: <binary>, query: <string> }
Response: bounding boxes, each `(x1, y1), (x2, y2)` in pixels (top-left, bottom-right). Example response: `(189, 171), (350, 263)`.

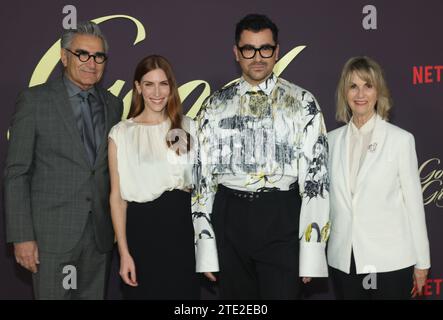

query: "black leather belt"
(218, 184), (296, 202)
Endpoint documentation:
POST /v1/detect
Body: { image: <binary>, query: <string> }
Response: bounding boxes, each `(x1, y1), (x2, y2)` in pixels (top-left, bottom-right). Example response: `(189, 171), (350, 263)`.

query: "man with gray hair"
(4, 21), (123, 299)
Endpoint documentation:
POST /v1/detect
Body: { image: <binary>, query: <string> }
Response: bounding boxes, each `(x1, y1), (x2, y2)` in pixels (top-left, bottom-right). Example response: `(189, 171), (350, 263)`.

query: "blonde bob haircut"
(336, 56), (392, 123)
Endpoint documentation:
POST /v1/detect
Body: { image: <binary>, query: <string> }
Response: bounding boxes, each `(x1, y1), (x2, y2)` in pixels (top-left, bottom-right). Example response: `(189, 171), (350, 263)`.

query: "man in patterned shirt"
(192, 13), (330, 299)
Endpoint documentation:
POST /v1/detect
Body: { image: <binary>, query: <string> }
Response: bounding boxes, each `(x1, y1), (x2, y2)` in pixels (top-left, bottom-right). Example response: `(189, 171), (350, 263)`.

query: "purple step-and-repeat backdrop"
(0, 0), (442, 299)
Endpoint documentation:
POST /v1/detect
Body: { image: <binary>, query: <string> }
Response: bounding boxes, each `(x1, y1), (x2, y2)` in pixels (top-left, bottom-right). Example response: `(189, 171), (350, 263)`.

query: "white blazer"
(327, 114), (430, 274)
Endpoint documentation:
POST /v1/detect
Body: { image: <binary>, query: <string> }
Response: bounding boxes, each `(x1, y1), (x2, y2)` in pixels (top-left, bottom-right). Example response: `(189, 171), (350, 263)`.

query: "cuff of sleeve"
(299, 241), (328, 277)
(415, 261), (431, 270)
(6, 233), (36, 245)
(414, 248), (431, 270)
(195, 238), (219, 273)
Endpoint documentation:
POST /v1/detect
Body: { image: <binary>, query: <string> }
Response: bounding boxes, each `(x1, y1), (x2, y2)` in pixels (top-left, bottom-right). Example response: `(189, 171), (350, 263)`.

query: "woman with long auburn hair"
(108, 55), (199, 299)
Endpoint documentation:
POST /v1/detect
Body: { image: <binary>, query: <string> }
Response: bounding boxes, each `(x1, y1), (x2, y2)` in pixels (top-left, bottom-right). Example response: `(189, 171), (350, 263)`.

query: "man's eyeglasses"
(237, 45), (277, 59)
(65, 49), (108, 64)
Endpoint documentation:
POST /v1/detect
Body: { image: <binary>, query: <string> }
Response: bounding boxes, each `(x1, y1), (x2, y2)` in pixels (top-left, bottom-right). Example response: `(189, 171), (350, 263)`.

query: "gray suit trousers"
(32, 215), (111, 300)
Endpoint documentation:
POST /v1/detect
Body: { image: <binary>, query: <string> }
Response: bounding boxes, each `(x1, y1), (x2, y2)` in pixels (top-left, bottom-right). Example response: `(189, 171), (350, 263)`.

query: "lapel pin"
(368, 143), (377, 152)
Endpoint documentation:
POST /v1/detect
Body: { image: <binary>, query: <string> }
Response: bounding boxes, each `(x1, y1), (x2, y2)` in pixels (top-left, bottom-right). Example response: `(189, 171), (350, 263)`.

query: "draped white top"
(109, 117), (193, 203)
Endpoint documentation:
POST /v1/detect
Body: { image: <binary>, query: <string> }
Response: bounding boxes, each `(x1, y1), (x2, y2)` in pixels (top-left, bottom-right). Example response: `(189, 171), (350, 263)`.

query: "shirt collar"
(239, 73), (277, 97)
(350, 113), (376, 136)
(63, 73), (97, 98)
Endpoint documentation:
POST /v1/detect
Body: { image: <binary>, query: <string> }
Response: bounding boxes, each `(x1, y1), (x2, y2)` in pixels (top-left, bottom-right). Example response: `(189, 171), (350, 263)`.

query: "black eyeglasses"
(65, 49), (108, 64)
(237, 44), (277, 59)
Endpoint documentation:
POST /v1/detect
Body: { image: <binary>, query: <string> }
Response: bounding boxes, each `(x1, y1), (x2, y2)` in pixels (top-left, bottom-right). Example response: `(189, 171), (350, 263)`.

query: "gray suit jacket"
(4, 77), (123, 254)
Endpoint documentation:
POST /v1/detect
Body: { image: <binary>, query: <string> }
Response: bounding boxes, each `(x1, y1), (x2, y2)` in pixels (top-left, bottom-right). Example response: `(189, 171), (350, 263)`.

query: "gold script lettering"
(185, 45), (306, 118)
(7, 16), (307, 139)
(29, 15), (146, 87)
(419, 158), (443, 208)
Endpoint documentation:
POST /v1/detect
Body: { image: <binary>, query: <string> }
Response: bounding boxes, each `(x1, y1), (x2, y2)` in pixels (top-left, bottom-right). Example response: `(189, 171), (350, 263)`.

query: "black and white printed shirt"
(192, 73), (330, 276)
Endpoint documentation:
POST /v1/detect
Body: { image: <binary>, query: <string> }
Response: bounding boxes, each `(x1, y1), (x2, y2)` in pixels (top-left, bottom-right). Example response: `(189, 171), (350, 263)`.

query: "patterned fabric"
(192, 73), (331, 276)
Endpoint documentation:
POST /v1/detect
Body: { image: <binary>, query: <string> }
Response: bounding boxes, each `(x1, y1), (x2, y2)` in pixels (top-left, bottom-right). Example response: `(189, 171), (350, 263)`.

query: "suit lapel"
(354, 114), (387, 193)
(50, 79), (91, 168)
(339, 124), (352, 204)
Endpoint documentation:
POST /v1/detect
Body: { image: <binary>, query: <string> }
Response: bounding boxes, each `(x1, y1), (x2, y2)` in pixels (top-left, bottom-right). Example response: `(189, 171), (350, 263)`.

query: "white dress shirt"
(348, 114), (376, 196)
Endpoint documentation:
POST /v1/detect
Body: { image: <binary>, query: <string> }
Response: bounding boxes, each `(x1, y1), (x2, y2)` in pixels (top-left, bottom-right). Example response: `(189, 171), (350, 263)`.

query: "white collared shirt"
(348, 114), (376, 196)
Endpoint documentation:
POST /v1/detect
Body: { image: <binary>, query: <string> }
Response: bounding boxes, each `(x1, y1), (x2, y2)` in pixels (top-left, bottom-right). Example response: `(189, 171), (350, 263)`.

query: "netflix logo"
(414, 278), (443, 298)
(413, 66), (443, 85)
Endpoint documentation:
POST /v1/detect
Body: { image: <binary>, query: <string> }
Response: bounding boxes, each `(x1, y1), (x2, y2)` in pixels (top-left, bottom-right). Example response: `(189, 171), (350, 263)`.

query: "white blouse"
(348, 114), (376, 196)
(109, 117), (194, 203)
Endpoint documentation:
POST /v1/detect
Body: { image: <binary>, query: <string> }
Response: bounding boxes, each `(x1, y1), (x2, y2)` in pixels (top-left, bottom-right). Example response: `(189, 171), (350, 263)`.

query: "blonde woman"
(327, 56), (430, 299)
